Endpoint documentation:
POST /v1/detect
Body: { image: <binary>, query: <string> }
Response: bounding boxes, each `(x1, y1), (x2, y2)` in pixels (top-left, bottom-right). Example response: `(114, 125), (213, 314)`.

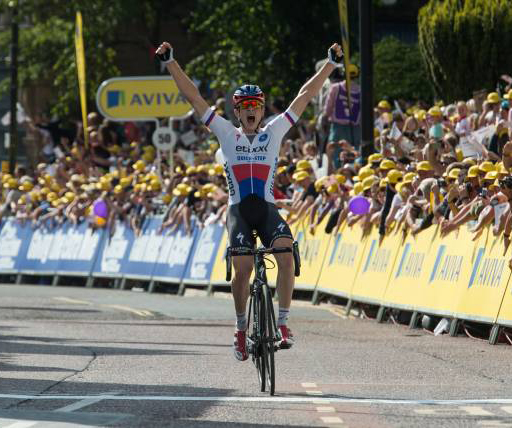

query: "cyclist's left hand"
(327, 43), (343, 67)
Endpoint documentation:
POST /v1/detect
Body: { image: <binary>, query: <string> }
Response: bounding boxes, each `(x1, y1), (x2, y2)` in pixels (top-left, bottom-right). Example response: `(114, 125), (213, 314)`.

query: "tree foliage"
(367, 36), (433, 102)
(0, 0), (170, 117)
(186, 0), (341, 102)
(418, 0), (512, 101)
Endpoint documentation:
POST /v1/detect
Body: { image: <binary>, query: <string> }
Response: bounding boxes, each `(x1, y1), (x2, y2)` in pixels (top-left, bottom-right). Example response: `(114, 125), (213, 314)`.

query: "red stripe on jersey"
(232, 163), (270, 182)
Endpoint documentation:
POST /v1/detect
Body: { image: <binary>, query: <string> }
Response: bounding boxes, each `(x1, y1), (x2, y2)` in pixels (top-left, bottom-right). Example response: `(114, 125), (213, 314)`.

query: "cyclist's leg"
(226, 205), (255, 322)
(258, 204), (295, 346)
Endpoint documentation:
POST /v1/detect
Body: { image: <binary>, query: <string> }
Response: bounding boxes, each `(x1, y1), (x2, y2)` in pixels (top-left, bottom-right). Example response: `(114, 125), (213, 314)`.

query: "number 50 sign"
(152, 127), (177, 151)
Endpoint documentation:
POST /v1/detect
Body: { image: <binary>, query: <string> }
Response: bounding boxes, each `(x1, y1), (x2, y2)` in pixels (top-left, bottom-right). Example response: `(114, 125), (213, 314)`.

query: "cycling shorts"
(226, 194), (293, 249)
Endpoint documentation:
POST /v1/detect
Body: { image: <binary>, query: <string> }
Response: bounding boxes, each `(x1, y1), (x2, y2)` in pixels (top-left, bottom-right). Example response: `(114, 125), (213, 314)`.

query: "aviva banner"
(96, 76), (192, 120)
(317, 224), (367, 298)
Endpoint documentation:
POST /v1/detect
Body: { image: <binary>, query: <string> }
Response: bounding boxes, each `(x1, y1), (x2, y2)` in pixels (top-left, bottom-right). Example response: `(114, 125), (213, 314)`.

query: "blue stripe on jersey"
(205, 111), (215, 126)
(238, 178), (266, 200)
(284, 112), (295, 125)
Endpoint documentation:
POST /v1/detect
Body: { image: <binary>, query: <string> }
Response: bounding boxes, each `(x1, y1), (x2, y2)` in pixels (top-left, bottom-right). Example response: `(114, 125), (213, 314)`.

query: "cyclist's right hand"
(156, 42), (174, 64)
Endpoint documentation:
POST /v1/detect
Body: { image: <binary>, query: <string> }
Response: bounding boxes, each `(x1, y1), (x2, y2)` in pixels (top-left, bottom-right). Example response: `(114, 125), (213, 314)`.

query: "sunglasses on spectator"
(238, 100), (264, 110)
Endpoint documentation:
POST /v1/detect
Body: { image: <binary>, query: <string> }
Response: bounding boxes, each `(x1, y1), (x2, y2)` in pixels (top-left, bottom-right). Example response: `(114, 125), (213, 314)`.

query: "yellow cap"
(209, 164), (224, 176)
(46, 192), (58, 202)
(314, 177), (328, 192)
(386, 169), (404, 184)
(484, 171), (498, 181)
(133, 160), (146, 171)
(18, 181), (33, 192)
(4, 178), (18, 189)
(428, 106), (443, 117)
(379, 159), (396, 170)
(358, 166), (375, 180)
(142, 152), (155, 163)
(478, 161), (496, 173)
(276, 165), (288, 175)
(414, 109), (427, 121)
(65, 191), (75, 201)
(490, 179), (500, 190)
(447, 168), (461, 180)
(379, 178), (388, 189)
(326, 184), (339, 194)
(162, 194), (172, 204)
(403, 172), (417, 183)
(498, 163), (509, 175)
(353, 182), (364, 195)
(96, 181), (111, 191)
(114, 185), (123, 194)
(186, 166), (197, 175)
(487, 92), (500, 104)
(296, 160), (312, 171)
(368, 153), (383, 164)
(462, 157), (476, 166)
(109, 144), (121, 155)
(378, 100), (391, 110)
(467, 165), (480, 178)
(1, 173), (12, 183)
(362, 175), (377, 191)
(416, 161), (433, 172)
(504, 89), (512, 100)
(292, 170), (310, 182)
(347, 63), (359, 77)
(334, 174), (346, 184)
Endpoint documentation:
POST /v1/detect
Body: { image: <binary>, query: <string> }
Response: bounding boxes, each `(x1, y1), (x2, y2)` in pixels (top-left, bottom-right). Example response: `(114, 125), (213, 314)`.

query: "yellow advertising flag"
(75, 11), (88, 148)
(337, 0), (351, 109)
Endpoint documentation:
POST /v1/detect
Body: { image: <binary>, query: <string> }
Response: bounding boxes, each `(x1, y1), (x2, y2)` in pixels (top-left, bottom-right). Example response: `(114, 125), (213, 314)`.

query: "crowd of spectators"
(2, 72), (512, 264)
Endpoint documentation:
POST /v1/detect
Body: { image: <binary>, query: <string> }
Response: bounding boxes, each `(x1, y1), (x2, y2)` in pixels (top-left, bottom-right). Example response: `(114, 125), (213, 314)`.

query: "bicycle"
(226, 241), (301, 395)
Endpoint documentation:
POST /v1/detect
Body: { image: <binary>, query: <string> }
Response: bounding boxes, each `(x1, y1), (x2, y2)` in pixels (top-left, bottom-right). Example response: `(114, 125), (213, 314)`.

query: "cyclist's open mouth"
(247, 114), (255, 125)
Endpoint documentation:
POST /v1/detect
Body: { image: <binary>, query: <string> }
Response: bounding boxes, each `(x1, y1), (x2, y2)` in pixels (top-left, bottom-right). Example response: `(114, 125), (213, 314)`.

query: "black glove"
(156, 45), (174, 64)
(327, 46), (344, 67)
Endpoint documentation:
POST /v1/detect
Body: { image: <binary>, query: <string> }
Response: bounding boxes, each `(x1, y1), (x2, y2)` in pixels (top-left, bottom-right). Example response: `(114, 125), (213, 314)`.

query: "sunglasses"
(238, 100), (263, 110)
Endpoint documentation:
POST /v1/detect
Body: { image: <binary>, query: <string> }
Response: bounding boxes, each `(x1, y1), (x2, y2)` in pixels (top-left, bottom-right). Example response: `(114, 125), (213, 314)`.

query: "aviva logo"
(395, 243), (425, 279)
(428, 245), (463, 283)
(467, 247), (505, 288)
(107, 90), (125, 108)
(328, 234), (358, 267)
(362, 240), (391, 274)
(295, 231), (320, 265)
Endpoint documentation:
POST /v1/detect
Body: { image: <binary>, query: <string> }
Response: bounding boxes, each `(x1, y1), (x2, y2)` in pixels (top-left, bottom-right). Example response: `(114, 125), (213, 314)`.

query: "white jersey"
(201, 108), (298, 205)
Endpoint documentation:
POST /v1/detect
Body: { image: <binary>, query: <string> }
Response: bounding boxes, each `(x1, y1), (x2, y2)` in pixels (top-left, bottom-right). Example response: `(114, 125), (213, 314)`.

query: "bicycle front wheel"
(262, 284), (275, 395)
(254, 290), (267, 392)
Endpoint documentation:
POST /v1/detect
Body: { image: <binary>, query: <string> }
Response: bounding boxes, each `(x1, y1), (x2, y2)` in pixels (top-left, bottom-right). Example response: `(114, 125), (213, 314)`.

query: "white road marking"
(501, 407), (512, 414)
(3, 421), (38, 428)
(320, 416), (344, 424)
(316, 406), (336, 413)
(478, 422), (512, 427)
(459, 406), (494, 416)
(301, 382), (317, 388)
(2, 394), (512, 405)
(53, 297), (92, 305)
(306, 390), (323, 396)
(54, 396), (106, 412)
(102, 304), (153, 317)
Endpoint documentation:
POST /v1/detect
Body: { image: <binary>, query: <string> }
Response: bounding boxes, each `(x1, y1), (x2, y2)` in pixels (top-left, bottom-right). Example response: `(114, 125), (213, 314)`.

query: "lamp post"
(8, 0), (18, 174)
(359, 0), (373, 162)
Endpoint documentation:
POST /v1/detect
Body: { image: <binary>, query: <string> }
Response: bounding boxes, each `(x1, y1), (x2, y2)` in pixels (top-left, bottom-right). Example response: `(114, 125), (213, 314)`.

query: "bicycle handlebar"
(225, 244), (301, 282)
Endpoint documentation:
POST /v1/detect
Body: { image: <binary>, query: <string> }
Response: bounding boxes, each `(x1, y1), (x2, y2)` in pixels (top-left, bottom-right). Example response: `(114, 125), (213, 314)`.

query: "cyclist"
(156, 41), (344, 361)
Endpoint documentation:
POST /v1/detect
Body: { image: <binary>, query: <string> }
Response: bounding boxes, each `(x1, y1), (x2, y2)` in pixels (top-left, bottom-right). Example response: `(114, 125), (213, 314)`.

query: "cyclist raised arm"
(155, 42), (210, 118)
(288, 43), (344, 117)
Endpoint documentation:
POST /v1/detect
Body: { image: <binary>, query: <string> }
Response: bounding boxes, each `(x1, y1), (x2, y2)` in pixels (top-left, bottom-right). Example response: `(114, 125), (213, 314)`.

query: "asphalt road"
(1, 284), (512, 427)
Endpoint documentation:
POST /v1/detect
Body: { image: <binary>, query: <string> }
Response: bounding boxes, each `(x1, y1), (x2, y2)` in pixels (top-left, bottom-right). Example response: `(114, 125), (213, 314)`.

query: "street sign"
(96, 76), (193, 121)
(152, 126), (177, 151)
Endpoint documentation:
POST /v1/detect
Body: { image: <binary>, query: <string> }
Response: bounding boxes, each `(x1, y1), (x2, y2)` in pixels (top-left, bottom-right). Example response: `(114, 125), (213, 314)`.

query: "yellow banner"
(96, 76), (193, 120)
(383, 227), (436, 310)
(350, 226), (403, 305)
(74, 11), (88, 148)
(471, 228), (511, 324)
(317, 224), (368, 298)
(337, 0), (351, 108)
(293, 216), (332, 290)
(209, 228), (229, 285)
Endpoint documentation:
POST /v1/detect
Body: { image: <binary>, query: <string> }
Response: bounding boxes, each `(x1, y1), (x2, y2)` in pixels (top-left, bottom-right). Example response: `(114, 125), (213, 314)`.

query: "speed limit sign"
(152, 126), (177, 151)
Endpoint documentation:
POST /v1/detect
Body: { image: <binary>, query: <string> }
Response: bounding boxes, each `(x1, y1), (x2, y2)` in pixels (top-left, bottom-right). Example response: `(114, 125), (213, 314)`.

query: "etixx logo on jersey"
(235, 143), (269, 153)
